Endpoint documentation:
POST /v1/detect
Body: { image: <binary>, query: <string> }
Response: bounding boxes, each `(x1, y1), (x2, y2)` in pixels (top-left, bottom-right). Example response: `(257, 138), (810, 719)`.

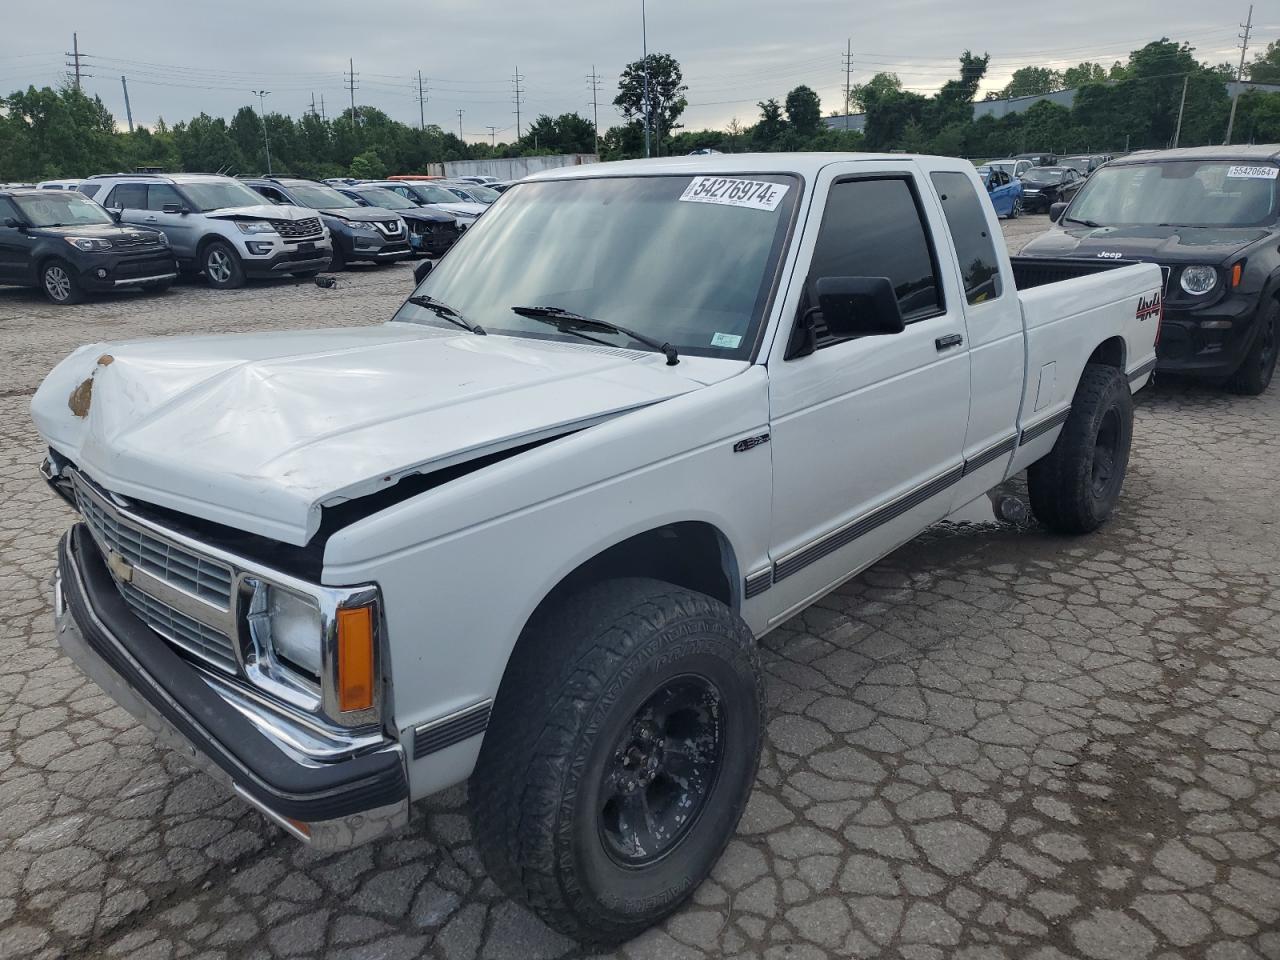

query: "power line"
(345, 57), (359, 127)
(512, 66), (525, 138)
(64, 32), (91, 90)
(587, 65), (602, 154)
(1225, 4), (1254, 144)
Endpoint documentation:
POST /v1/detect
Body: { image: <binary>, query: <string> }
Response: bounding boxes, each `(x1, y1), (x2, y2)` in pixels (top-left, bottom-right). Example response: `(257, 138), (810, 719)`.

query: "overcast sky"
(0, 0), (1267, 142)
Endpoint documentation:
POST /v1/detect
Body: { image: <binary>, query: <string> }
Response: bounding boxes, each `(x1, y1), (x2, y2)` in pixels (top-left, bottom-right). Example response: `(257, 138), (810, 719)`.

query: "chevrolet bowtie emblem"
(105, 550), (135, 584)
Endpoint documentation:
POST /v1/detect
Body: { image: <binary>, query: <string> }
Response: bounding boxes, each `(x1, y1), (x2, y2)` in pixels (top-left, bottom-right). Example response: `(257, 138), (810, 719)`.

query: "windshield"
(464, 184), (499, 201)
(13, 192), (114, 227)
(405, 183), (463, 204)
(352, 187), (415, 209)
(1060, 158), (1091, 172)
(1068, 161), (1279, 228)
(1025, 169), (1064, 182)
(394, 174), (798, 359)
(285, 183), (360, 209)
(180, 179), (271, 212)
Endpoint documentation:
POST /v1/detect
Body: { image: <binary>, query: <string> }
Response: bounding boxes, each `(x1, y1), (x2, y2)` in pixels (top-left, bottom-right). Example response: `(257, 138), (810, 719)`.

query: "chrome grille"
(374, 220), (403, 236)
(273, 217), (323, 240)
(76, 486), (234, 607)
(118, 581), (239, 673)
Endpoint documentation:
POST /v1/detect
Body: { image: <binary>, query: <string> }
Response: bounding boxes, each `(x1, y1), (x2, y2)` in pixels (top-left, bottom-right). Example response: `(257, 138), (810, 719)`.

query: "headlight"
(235, 220), (277, 235)
(64, 237), (112, 252)
(1180, 265), (1218, 296)
(153, 232), (169, 246)
(248, 582), (323, 680)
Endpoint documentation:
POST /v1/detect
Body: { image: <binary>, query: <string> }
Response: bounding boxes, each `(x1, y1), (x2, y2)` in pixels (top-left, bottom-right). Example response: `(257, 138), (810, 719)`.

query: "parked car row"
(0, 168), (511, 304)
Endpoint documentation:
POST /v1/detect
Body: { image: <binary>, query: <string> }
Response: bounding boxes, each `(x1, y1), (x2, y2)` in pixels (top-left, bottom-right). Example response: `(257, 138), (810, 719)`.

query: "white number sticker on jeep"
(1226, 165), (1279, 180)
(679, 177), (790, 211)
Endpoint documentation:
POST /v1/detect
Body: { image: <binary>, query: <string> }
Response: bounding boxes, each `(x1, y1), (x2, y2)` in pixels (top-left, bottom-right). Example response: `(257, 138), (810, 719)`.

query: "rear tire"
(1226, 299), (1278, 396)
(469, 578), (765, 945)
(202, 240), (245, 289)
(1009, 197), (1022, 219)
(1027, 363), (1133, 535)
(41, 260), (85, 305)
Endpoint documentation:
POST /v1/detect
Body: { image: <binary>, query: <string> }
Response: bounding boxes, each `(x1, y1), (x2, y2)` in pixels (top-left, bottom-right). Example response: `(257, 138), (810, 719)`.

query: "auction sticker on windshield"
(680, 177), (790, 211)
(1226, 165), (1279, 180)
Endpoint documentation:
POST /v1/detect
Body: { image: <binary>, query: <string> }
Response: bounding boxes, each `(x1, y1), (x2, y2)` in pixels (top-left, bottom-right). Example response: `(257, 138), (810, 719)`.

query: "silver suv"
(79, 173), (331, 288)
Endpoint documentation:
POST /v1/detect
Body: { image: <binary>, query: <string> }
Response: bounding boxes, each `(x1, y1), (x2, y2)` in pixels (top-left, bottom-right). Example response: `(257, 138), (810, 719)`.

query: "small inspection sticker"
(679, 177), (790, 211)
(1226, 165), (1279, 180)
(710, 332), (743, 348)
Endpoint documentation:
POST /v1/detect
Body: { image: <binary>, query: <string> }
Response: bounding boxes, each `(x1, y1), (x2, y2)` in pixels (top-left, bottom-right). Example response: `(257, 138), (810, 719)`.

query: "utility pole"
(641, 0), (651, 158)
(1225, 4), (1253, 144)
(843, 39), (853, 130)
(120, 76), (134, 133)
(1173, 74), (1188, 147)
(320, 94), (327, 122)
(486, 125), (497, 147)
(457, 109), (464, 141)
(416, 71), (428, 130)
(587, 65), (602, 155)
(252, 90), (272, 174)
(345, 57), (359, 128)
(310, 92), (317, 117)
(512, 66), (525, 139)
(65, 33), (91, 90)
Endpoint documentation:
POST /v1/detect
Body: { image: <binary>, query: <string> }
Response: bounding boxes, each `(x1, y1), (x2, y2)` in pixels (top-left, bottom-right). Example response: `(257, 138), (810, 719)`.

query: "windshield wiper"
(510, 305), (679, 365)
(406, 294), (486, 335)
(1063, 216), (1103, 228)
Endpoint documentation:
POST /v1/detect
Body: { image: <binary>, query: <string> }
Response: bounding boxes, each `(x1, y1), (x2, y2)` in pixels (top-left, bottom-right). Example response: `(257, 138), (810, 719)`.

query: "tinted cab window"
(930, 171), (1001, 305)
(804, 176), (943, 348)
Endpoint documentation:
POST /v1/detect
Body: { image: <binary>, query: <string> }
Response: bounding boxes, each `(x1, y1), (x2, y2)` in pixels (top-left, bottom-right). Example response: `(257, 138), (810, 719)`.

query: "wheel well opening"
(1088, 336), (1126, 370)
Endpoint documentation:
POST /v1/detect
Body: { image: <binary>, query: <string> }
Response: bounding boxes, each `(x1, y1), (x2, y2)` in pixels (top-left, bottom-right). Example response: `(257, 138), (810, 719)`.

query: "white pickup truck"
(35, 154), (1161, 944)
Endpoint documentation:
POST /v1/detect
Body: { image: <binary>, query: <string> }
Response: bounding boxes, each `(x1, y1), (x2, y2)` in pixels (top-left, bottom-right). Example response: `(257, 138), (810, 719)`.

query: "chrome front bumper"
(54, 526), (409, 851)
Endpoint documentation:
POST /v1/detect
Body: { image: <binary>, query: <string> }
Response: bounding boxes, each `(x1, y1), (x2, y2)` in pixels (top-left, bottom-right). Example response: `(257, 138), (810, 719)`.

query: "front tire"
(328, 243), (347, 271)
(1027, 363), (1134, 534)
(470, 578), (765, 945)
(1226, 299), (1278, 396)
(41, 260), (85, 305)
(202, 240), (245, 289)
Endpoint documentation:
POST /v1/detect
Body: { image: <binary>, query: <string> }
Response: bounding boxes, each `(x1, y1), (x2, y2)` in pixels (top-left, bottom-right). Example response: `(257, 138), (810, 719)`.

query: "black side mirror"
(3, 216), (22, 229)
(109, 209), (123, 223)
(413, 259), (434, 285)
(815, 276), (905, 338)
(1049, 202), (1068, 223)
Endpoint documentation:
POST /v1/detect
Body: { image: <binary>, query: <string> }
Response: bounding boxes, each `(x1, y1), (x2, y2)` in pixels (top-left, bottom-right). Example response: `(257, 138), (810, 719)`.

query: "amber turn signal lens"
(1231, 263), (1243, 287)
(336, 606), (375, 712)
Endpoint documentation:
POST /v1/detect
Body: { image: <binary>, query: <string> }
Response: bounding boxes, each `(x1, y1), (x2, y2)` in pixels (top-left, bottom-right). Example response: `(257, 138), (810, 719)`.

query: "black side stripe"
(773, 464), (964, 584)
(1128, 357), (1157, 382)
(413, 701), (491, 759)
(744, 568), (773, 599)
(962, 435), (1018, 477)
(1019, 406), (1071, 445)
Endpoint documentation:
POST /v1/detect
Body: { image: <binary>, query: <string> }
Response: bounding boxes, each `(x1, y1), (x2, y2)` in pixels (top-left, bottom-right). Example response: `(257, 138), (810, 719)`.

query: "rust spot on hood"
(97, 354), (114, 366)
(68, 377), (94, 417)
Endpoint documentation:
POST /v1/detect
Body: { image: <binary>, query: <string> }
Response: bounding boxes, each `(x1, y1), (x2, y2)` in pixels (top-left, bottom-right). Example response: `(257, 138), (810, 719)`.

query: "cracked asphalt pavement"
(2, 218), (1279, 960)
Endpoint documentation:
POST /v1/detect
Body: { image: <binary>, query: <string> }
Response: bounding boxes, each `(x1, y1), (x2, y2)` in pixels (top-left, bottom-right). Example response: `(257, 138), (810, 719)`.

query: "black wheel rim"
(1091, 407), (1121, 499)
(598, 675), (725, 867)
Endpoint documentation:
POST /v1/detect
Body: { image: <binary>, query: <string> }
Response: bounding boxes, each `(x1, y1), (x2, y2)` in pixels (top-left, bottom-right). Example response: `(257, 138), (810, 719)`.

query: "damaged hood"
(32, 324), (725, 546)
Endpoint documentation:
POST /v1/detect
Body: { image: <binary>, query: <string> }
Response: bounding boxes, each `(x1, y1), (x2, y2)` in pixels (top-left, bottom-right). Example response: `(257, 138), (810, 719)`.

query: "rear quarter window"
(930, 171), (1002, 305)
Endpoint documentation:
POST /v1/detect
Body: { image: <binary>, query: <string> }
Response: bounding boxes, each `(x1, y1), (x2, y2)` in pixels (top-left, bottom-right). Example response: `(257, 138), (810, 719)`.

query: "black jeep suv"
(244, 177), (412, 271)
(0, 189), (177, 305)
(1021, 144), (1280, 395)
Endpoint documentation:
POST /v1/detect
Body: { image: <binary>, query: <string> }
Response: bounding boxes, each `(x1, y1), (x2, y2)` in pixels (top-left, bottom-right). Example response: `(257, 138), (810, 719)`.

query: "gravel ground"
(2, 218), (1278, 960)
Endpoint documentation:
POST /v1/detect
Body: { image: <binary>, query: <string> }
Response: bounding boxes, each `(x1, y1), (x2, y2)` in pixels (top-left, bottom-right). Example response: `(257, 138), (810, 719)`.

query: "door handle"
(143, 216), (158, 222)
(935, 333), (964, 351)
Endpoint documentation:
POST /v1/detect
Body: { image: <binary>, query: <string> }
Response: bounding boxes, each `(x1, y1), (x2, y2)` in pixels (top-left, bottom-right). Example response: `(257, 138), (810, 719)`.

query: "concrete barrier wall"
(426, 154), (599, 180)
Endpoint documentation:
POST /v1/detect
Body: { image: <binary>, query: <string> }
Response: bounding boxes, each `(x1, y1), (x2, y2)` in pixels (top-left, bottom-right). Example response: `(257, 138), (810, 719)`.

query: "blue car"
(976, 165), (1024, 219)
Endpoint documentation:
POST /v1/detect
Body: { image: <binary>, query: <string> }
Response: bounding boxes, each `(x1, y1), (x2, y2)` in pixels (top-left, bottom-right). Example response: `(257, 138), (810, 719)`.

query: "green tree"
(348, 148), (386, 179)
(519, 113), (596, 154)
(1062, 62), (1108, 88)
(170, 113), (245, 173)
(784, 85), (823, 136)
(614, 53), (688, 155)
(751, 98), (786, 150)
(848, 72), (902, 112)
(1248, 40), (1280, 83)
(1000, 66), (1063, 99)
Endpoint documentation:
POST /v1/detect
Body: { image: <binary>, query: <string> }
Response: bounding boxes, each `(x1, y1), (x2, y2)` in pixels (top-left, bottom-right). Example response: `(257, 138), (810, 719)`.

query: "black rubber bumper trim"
(1128, 357), (1157, 383)
(59, 525), (407, 822)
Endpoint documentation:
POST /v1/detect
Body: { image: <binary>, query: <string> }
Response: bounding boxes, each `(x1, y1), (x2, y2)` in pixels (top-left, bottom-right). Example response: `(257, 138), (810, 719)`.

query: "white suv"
(79, 173), (331, 288)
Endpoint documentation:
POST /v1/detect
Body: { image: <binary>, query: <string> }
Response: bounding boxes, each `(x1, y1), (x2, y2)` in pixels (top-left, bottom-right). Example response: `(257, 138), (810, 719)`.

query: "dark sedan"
(335, 185), (461, 257)
(1018, 166), (1084, 212)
